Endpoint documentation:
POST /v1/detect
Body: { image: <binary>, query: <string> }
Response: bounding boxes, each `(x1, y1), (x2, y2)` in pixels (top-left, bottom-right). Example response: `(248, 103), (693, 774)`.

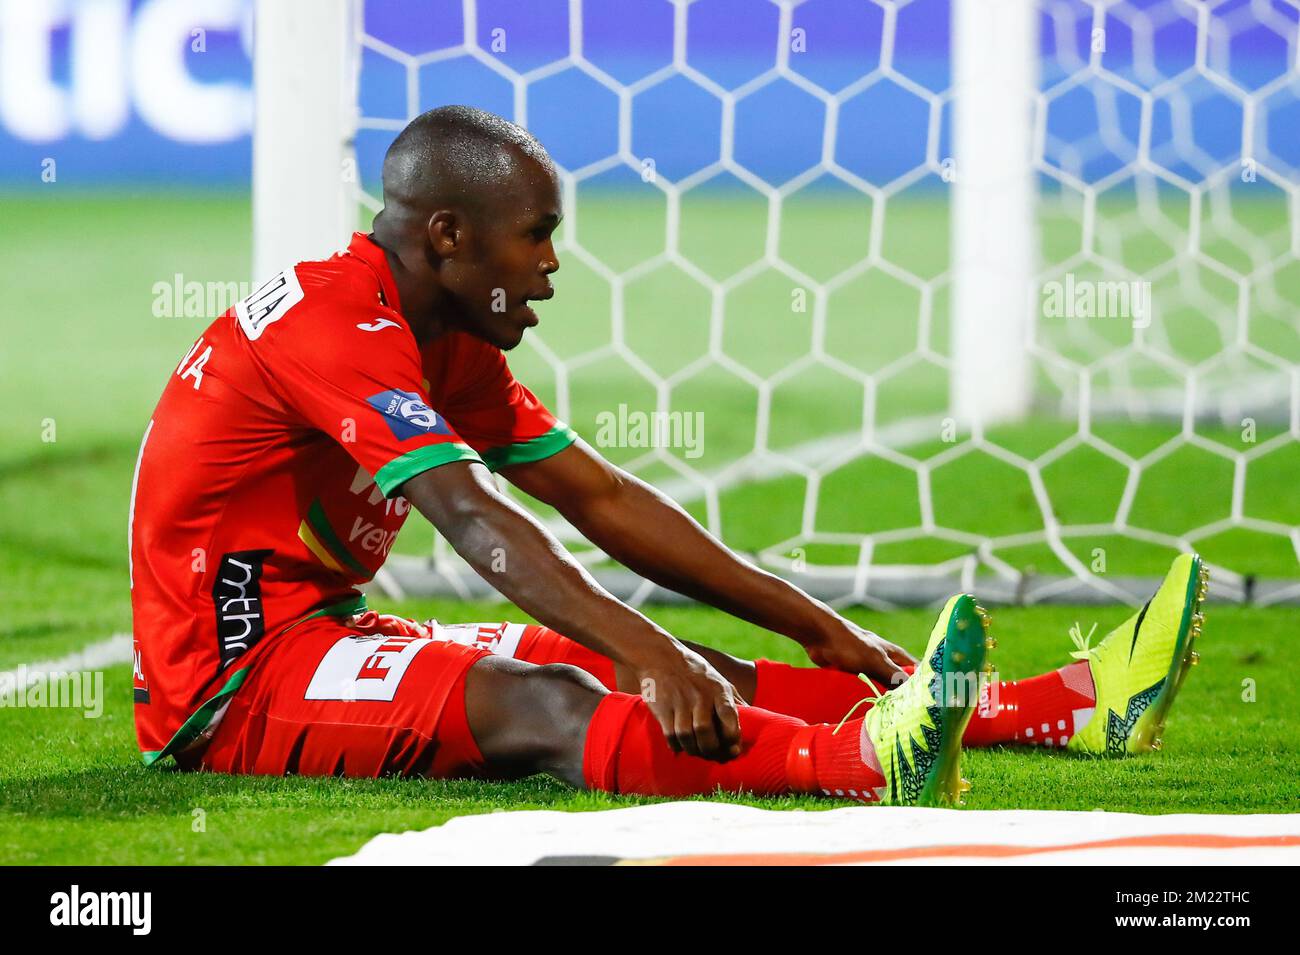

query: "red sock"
(581, 692), (885, 800)
(962, 661), (1096, 747)
(785, 718), (886, 801)
(582, 692), (800, 796)
(753, 658), (914, 723)
(755, 658), (1098, 749)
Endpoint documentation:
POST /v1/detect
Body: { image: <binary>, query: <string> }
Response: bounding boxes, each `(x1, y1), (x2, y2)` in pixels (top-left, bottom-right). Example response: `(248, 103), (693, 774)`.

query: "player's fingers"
(728, 680), (749, 708)
(648, 699), (682, 753)
(714, 695), (743, 758)
(691, 697), (722, 761)
(674, 704), (702, 758)
(878, 653), (910, 688)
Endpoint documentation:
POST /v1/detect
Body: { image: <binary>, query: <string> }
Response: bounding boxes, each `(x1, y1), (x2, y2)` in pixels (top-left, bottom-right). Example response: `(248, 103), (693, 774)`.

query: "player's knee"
(465, 657), (604, 769)
(527, 660), (607, 692)
(521, 663), (606, 734)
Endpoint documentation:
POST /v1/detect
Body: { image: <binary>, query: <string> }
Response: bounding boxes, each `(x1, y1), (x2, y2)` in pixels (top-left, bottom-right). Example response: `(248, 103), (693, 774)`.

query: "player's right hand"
(633, 641), (744, 762)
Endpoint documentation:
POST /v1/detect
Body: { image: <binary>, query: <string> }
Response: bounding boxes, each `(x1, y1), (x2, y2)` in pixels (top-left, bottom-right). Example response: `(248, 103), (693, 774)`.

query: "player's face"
(452, 161), (562, 351)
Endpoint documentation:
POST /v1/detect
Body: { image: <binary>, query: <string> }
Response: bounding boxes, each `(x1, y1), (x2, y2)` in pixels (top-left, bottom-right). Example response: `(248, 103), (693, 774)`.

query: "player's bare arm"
(500, 438), (915, 685)
(401, 459), (744, 760)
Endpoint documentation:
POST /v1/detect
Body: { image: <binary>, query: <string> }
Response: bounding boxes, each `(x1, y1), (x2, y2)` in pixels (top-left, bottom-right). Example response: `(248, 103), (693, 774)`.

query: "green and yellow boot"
(1067, 553), (1209, 756)
(858, 593), (994, 806)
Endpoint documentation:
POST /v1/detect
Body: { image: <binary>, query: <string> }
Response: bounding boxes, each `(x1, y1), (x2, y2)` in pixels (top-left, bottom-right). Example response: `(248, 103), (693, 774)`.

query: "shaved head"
(370, 106), (563, 352)
(379, 105), (556, 222)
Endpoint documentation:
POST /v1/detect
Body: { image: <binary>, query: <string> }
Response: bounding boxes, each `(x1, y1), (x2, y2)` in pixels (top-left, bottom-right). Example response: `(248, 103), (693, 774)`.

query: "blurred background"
(3, 0), (1299, 612)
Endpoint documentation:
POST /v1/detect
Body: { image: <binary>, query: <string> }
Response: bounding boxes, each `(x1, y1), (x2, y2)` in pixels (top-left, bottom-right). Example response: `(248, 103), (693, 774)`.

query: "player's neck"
(379, 243), (452, 345)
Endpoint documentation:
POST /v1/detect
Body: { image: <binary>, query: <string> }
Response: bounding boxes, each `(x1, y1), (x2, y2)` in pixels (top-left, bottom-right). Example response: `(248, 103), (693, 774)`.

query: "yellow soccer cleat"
(857, 593), (991, 806)
(1067, 553), (1209, 756)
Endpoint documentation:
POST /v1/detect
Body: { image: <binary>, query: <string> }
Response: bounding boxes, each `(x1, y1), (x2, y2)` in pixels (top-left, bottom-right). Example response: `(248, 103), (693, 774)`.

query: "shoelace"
(1068, 621), (1100, 662)
(831, 669), (927, 736)
(831, 673), (885, 735)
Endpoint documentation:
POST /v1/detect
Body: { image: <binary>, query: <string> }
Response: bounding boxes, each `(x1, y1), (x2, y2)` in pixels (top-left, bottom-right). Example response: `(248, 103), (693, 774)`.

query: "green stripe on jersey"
(480, 423), (578, 472)
(374, 442), (482, 497)
(141, 665), (250, 767)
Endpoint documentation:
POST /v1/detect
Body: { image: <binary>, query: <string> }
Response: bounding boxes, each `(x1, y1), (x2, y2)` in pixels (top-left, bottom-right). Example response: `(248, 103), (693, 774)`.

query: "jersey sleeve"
(440, 344), (577, 472)
(256, 297), (483, 498)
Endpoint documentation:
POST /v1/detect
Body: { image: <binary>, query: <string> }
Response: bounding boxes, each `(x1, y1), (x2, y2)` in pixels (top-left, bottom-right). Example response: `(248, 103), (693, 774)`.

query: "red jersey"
(129, 233), (575, 764)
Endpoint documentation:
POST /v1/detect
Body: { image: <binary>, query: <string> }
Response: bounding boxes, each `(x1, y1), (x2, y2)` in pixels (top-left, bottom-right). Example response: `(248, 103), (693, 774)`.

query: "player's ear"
(427, 210), (462, 257)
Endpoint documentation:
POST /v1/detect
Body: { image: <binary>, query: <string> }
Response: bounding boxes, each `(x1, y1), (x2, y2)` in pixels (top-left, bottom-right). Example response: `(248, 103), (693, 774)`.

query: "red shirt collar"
(345, 232), (403, 315)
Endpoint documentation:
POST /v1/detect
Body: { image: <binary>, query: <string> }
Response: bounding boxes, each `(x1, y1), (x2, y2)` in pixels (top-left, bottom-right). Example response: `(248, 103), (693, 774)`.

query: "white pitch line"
(0, 634), (134, 688)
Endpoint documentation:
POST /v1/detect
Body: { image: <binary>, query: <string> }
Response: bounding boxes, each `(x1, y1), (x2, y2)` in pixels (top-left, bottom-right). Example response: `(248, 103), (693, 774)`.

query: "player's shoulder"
(233, 240), (414, 358)
(294, 242), (391, 315)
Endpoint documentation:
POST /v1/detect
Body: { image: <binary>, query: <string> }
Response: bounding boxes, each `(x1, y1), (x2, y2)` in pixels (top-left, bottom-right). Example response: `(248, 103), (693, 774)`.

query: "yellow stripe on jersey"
(298, 521), (347, 574)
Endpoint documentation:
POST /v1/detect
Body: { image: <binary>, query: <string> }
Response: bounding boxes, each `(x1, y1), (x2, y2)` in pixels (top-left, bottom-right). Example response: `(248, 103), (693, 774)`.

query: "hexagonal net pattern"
(354, 0), (1300, 608)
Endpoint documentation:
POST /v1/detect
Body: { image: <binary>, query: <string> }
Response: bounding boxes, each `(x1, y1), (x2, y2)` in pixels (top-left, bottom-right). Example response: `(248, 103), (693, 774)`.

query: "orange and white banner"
(329, 802), (1300, 866)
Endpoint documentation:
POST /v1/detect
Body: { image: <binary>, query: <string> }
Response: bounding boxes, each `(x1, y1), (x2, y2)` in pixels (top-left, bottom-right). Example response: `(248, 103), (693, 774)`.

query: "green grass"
(1, 583), (1294, 864)
(1, 191), (1297, 864)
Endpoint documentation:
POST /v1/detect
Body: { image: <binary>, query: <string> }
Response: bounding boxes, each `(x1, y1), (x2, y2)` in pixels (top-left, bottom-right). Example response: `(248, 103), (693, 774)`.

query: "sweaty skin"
(366, 107), (913, 782)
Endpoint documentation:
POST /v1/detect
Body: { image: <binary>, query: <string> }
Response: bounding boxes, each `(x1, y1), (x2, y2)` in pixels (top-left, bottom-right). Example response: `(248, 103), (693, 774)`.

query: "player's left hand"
(803, 618), (916, 687)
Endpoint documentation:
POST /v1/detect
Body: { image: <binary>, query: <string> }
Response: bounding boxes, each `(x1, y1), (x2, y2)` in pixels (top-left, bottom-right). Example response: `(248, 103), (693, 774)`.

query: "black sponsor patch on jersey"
(132, 644), (151, 704)
(212, 549), (274, 669)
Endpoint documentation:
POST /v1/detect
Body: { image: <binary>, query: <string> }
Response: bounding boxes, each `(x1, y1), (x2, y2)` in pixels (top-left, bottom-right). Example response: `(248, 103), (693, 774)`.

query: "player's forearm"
(568, 476), (840, 646)
(404, 470), (677, 667)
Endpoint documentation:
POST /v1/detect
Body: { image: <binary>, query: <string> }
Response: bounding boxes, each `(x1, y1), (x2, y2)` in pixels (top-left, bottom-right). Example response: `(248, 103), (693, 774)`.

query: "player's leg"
(176, 610), (810, 792)
(388, 613), (1079, 746)
(502, 616), (1064, 746)
(182, 598), (988, 805)
(177, 615), (495, 778)
(469, 593), (990, 805)
(747, 639), (1099, 749)
(322, 621), (769, 784)
(747, 554), (1208, 754)
(460, 655), (604, 788)
(462, 653), (822, 797)
(186, 621), (825, 799)
(510, 620), (960, 729)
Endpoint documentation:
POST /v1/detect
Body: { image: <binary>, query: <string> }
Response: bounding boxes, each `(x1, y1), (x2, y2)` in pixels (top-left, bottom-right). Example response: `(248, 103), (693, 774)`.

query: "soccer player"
(130, 106), (1206, 806)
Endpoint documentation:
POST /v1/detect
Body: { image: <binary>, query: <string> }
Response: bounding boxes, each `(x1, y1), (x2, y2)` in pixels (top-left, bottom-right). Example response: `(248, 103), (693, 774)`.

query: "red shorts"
(177, 612), (619, 779)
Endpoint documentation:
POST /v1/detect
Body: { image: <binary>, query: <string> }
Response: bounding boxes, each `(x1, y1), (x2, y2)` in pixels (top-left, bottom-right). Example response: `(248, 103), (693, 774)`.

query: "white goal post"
(252, 0), (359, 283)
(951, 0), (1037, 425)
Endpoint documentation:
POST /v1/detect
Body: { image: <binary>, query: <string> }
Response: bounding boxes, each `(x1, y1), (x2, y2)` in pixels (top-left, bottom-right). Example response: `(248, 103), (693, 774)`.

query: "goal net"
(255, 0), (1300, 608)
